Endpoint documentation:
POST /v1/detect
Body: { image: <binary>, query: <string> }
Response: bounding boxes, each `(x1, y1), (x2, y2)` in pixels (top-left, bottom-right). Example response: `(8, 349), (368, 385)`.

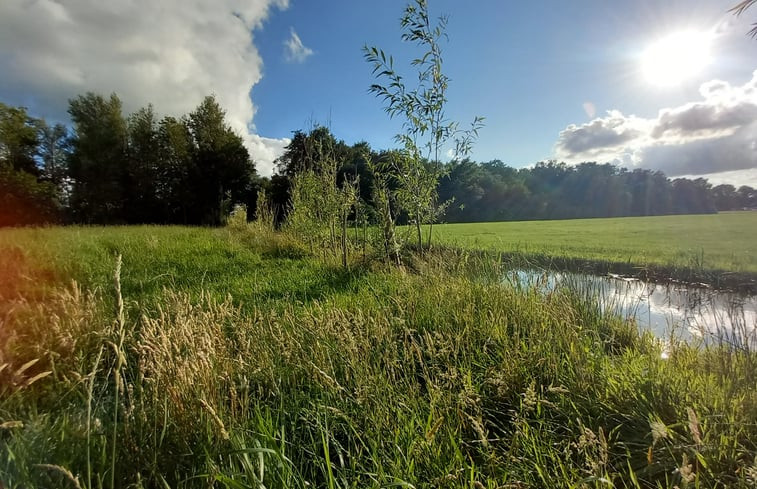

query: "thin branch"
(730, 0), (757, 38)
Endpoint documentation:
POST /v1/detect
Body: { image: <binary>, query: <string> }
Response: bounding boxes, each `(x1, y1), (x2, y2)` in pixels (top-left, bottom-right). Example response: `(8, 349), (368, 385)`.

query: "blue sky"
(251, 0), (756, 180)
(0, 0), (755, 183)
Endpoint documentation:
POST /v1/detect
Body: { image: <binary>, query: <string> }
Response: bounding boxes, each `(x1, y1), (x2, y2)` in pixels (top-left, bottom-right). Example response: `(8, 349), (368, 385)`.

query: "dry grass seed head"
(137, 292), (244, 416)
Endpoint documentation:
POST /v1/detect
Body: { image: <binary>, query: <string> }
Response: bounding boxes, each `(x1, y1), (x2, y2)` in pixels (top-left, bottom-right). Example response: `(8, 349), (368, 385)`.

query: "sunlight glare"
(641, 30), (712, 87)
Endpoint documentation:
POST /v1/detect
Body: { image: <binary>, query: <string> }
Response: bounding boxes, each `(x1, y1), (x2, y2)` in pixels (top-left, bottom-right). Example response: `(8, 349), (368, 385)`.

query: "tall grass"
(0, 225), (755, 487)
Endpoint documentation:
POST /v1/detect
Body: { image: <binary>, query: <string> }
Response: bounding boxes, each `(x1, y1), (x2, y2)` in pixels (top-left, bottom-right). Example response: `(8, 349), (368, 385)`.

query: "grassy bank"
(432, 212), (757, 289)
(1, 225), (755, 488)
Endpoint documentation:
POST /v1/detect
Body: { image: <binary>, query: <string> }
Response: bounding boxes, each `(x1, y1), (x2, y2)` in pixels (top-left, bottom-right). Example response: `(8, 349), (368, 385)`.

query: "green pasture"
(433, 211), (757, 274)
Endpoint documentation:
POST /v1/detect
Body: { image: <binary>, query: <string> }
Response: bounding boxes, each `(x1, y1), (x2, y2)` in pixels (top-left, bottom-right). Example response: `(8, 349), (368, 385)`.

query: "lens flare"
(641, 30), (713, 87)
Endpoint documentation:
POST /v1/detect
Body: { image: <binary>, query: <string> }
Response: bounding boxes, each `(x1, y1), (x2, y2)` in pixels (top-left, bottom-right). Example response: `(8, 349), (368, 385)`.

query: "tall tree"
(36, 121), (71, 189)
(711, 184), (739, 211)
(156, 116), (195, 223)
(275, 126), (347, 178)
(187, 95), (255, 225)
(67, 93), (129, 223)
(671, 178), (716, 215)
(0, 102), (40, 175)
(125, 105), (161, 222)
(0, 103), (62, 226)
(737, 185), (757, 208)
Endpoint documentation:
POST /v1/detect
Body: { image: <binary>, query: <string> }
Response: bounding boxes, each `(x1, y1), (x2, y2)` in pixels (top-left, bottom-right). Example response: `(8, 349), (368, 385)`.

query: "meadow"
(433, 212), (757, 286)
(0, 223), (756, 488)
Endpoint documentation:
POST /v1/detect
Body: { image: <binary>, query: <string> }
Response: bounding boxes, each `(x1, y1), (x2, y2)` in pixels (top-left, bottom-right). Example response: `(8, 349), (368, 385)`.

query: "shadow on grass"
(255, 263), (371, 304)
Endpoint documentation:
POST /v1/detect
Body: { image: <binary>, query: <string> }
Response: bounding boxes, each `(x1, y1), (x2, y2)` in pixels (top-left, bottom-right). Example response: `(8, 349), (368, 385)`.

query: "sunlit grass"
(432, 211), (757, 275)
(0, 224), (755, 488)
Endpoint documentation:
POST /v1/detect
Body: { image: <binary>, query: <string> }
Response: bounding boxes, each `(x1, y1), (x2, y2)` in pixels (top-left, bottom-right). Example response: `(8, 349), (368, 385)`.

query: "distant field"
(433, 211), (757, 274)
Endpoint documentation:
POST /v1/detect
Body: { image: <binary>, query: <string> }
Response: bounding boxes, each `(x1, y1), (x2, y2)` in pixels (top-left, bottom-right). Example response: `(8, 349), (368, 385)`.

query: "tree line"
(261, 127), (756, 225)
(2, 100), (756, 229)
(1, 94), (256, 226)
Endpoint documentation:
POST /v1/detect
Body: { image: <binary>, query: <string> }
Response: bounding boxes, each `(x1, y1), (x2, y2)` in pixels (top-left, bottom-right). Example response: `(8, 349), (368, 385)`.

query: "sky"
(1, 0), (756, 186)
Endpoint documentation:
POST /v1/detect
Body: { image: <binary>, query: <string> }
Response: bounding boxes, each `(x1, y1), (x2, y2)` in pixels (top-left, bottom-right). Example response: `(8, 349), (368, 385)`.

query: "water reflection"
(504, 269), (757, 347)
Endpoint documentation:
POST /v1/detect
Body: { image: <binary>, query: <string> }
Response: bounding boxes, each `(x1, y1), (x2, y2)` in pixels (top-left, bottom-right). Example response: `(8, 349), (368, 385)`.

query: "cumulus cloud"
(284, 28), (313, 63)
(555, 71), (757, 179)
(0, 0), (290, 175)
(557, 110), (648, 156)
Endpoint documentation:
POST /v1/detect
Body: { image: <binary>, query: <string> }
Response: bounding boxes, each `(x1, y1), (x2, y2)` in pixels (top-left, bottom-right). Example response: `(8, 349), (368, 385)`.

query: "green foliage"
(64, 93), (255, 225)
(0, 103), (62, 226)
(252, 189), (276, 233)
(124, 105), (162, 222)
(367, 153), (401, 264)
(0, 163), (60, 226)
(434, 160), (725, 222)
(0, 102), (40, 175)
(338, 173), (360, 268)
(187, 96), (255, 225)
(287, 168), (340, 251)
(35, 120), (71, 196)
(67, 92), (129, 223)
(284, 126), (363, 266)
(156, 115), (195, 222)
(226, 204), (249, 231)
(276, 126), (348, 178)
(364, 0), (483, 252)
(2, 96), (746, 230)
(0, 225), (755, 487)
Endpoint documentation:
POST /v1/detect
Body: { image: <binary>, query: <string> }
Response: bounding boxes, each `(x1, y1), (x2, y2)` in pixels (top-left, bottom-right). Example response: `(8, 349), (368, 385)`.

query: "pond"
(503, 269), (757, 349)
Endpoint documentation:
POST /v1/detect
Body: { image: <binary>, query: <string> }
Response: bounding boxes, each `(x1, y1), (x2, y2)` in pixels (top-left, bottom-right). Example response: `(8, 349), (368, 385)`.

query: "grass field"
(0, 226), (376, 309)
(433, 212), (757, 276)
(1, 224), (756, 488)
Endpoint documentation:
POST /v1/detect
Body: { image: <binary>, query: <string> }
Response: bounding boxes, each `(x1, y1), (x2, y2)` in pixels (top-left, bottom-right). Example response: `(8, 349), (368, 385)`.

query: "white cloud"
(0, 0), (290, 176)
(246, 133), (290, 174)
(678, 168), (757, 189)
(555, 71), (757, 179)
(284, 27), (313, 63)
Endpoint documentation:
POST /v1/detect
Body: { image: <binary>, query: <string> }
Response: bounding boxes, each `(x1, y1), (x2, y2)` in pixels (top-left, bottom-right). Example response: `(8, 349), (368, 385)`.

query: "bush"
(0, 164), (60, 227)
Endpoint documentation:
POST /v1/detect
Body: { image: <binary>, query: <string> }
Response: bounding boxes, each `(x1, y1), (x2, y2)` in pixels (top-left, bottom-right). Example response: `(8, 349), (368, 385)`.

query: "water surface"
(504, 269), (757, 348)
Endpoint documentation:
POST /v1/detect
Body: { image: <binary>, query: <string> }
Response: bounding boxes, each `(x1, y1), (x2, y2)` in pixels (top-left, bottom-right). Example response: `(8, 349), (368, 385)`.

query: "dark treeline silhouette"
(1, 94), (258, 226)
(1, 105), (756, 227)
(265, 126), (757, 225)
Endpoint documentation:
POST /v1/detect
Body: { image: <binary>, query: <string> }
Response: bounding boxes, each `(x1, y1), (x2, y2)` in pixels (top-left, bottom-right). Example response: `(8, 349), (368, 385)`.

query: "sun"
(641, 30), (713, 87)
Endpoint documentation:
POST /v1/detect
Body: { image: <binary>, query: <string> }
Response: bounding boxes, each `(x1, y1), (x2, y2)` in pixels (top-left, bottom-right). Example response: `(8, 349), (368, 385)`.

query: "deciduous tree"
(67, 93), (129, 223)
(187, 95), (255, 225)
(0, 102), (40, 175)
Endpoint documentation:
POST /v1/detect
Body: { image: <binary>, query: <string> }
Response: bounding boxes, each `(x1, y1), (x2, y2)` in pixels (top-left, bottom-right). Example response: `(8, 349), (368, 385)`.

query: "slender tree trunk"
(341, 212), (348, 269)
(331, 220), (337, 254)
(362, 219), (367, 260)
(415, 202), (423, 255)
(354, 212), (359, 243)
(428, 220), (433, 250)
(416, 219), (423, 255)
(384, 201), (400, 265)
